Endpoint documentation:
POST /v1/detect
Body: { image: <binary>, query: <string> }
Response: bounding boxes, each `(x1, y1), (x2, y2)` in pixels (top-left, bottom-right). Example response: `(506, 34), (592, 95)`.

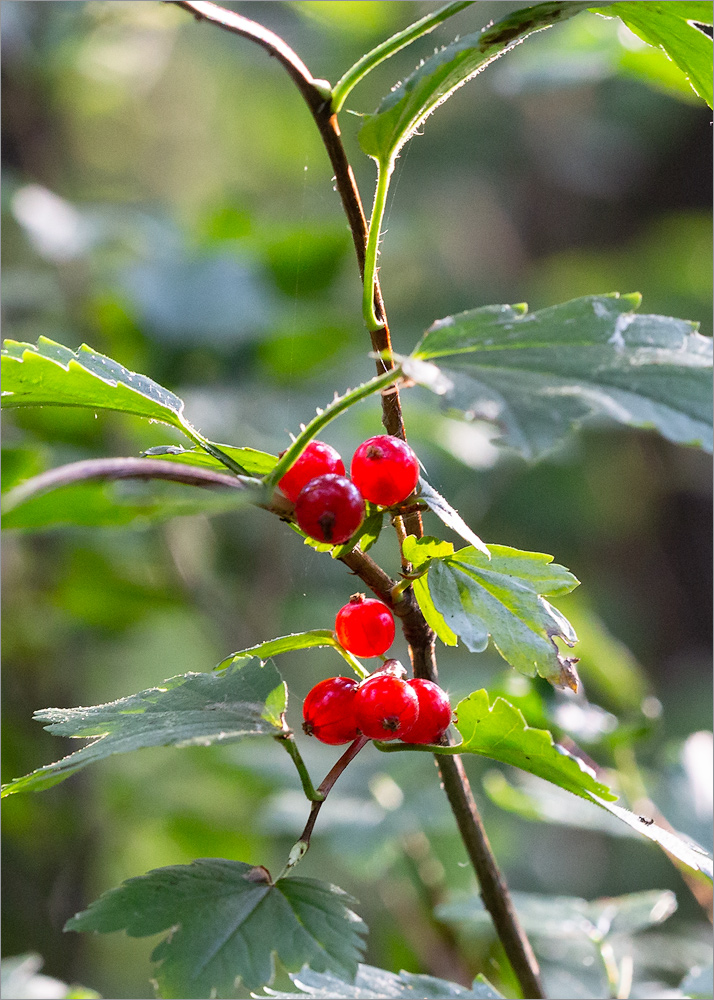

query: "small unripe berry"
(278, 441), (345, 503)
(302, 676), (359, 745)
(335, 594), (395, 658)
(354, 672), (419, 741)
(400, 679), (452, 744)
(294, 474), (365, 544)
(350, 435), (420, 507)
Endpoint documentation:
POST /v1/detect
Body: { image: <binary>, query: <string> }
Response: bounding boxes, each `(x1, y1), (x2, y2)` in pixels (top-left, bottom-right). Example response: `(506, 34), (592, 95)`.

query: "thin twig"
(280, 735), (370, 878)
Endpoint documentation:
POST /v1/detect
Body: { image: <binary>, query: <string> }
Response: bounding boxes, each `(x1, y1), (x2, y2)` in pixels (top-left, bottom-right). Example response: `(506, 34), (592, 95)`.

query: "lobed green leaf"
(454, 689), (615, 802)
(405, 536), (580, 687)
(65, 860), (366, 998)
(1, 656), (286, 797)
(406, 294), (713, 459)
(2, 338), (188, 431)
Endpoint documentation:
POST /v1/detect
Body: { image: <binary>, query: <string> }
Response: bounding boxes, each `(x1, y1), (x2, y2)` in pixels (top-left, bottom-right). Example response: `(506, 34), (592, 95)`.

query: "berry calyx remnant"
(302, 676), (359, 745)
(294, 474), (365, 544)
(335, 594), (395, 657)
(278, 440), (345, 503)
(354, 672), (419, 741)
(350, 434), (420, 507)
(400, 679), (452, 744)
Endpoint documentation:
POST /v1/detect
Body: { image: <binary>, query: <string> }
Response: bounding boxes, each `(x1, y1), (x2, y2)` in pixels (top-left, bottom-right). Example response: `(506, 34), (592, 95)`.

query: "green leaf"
(216, 630), (367, 679)
(1, 656), (286, 797)
(2, 474), (260, 531)
(437, 888), (677, 943)
(411, 539), (580, 687)
(358, 2), (603, 165)
(143, 444), (277, 476)
(65, 860), (366, 998)
(592, 2), (714, 107)
(2, 337), (190, 432)
(418, 478), (489, 556)
(1, 338), (248, 474)
(455, 690), (615, 802)
(407, 294), (713, 459)
(448, 691), (713, 877)
(265, 963), (504, 998)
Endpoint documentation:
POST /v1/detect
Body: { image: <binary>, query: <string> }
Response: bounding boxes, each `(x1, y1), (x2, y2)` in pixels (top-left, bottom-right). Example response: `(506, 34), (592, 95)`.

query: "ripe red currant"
(335, 594), (395, 658)
(399, 679), (452, 744)
(302, 676), (359, 745)
(278, 441), (345, 503)
(350, 435), (420, 507)
(294, 474), (365, 544)
(354, 672), (419, 741)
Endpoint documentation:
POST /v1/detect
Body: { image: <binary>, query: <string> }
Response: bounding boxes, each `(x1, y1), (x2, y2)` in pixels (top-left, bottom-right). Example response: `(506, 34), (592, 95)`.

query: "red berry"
(294, 474), (365, 544)
(350, 435), (420, 507)
(400, 679), (452, 744)
(354, 672), (419, 741)
(335, 594), (395, 658)
(278, 441), (345, 503)
(302, 676), (359, 745)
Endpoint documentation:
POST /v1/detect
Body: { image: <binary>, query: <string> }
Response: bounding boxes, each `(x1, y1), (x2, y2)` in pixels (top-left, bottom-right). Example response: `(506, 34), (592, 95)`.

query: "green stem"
(264, 365), (402, 490)
(331, 1), (475, 114)
(279, 735), (371, 878)
(373, 739), (463, 754)
(362, 158), (394, 332)
(277, 734), (324, 802)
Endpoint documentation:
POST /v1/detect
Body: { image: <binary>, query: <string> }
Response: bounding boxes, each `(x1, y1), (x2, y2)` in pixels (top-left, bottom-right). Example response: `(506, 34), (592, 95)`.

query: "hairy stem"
(264, 366), (402, 491)
(362, 158), (394, 333)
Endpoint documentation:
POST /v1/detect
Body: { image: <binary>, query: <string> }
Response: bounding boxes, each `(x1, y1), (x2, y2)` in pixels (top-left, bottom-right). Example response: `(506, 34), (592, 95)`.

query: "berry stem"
(276, 733), (325, 802)
(280, 735), (370, 877)
(264, 367), (403, 493)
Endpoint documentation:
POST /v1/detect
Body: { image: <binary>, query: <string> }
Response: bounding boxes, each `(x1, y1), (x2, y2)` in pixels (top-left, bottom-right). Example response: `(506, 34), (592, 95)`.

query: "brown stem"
(170, 5), (544, 995)
(297, 735), (370, 851)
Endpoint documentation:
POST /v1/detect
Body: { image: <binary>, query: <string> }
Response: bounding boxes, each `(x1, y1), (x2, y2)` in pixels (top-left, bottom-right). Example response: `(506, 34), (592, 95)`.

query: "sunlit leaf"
(359, 2), (605, 165)
(215, 630), (366, 679)
(65, 860), (366, 998)
(2, 338), (189, 432)
(454, 690), (615, 802)
(592, 2), (714, 107)
(403, 535), (580, 688)
(1, 656), (286, 796)
(406, 294), (713, 459)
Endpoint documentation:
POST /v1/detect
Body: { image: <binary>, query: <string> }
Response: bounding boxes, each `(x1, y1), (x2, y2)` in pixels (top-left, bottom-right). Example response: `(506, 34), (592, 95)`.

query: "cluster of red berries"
(278, 435), (420, 545)
(302, 661), (452, 746)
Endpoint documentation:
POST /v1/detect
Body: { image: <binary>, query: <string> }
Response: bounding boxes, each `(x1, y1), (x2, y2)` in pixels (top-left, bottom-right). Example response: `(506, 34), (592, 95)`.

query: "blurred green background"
(2, 3), (712, 998)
